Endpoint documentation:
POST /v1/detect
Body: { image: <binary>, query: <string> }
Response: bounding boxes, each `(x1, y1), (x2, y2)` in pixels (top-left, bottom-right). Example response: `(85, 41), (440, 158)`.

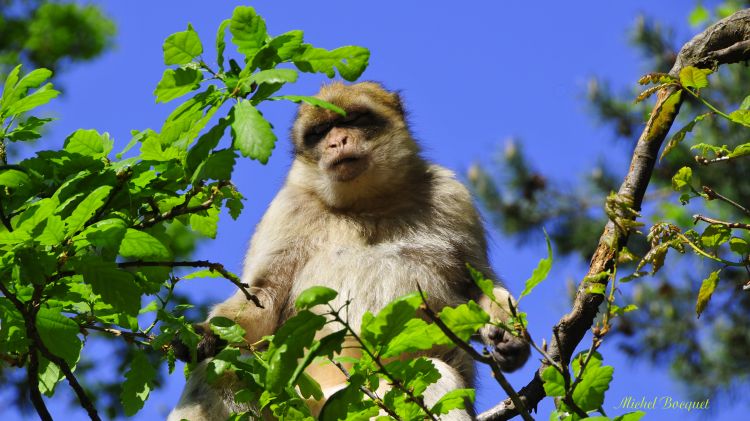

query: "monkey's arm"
(439, 171), (531, 372)
(173, 190), (304, 362)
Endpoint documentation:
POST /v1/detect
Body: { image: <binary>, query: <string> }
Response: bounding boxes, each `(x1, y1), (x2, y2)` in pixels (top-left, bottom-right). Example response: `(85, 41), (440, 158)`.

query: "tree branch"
(0, 282), (100, 420)
(118, 260), (263, 308)
(478, 9), (750, 421)
(702, 185), (750, 216)
(135, 181), (230, 229)
(693, 214), (750, 230)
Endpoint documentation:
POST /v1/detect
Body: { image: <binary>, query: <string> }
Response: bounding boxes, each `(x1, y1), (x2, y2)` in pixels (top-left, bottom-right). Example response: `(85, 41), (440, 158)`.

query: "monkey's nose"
(328, 136), (348, 148)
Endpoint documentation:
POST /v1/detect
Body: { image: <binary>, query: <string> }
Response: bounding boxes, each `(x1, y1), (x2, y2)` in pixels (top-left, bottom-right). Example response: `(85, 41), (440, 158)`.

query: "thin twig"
(329, 358), (402, 420)
(415, 285), (534, 421)
(0, 197), (13, 231)
(80, 323), (154, 343)
(702, 185), (750, 216)
(327, 307), (439, 421)
(693, 214), (750, 230)
(118, 260), (262, 308)
(135, 181), (230, 229)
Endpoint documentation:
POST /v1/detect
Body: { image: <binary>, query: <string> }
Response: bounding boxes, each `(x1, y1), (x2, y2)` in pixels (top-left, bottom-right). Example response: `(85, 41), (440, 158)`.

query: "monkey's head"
(290, 82), (423, 209)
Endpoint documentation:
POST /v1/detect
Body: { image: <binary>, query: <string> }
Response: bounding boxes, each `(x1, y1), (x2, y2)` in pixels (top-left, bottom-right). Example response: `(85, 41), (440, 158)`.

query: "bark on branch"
(478, 9), (750, 421)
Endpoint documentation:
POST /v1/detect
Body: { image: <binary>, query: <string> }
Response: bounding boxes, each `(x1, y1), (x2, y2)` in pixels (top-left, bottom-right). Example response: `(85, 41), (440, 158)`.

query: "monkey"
(168, 82), (530, 420)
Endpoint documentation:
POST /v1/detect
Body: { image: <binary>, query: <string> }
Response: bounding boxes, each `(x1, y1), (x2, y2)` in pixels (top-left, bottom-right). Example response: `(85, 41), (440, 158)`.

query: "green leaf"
(728, 109), (750, 127)
(688, 5), (710, 27)
(250, 30), (305, 70)
(36, 307), (82, 366)
(121, 351), (157, 416)
(361, 294), (422, 348)
(6, 116), (53, 142)
(0, 169), (30, 188)
(700, 224), (731, 248)
(74, 258), (142, 316)
(614, 411), (646, 421)
(186, 119), (228, 174)
(209, 316), (247, 343)
(250, 69), (299, 86)
(438, 301), (489, 342)
(729, 237), (750, 255)
(0, 64), (21, 108)
(182, 269), (222, 280)
(1, 66), (55, 117)
(295, 286), (338, 310)
(294, 45), (370, 81)
(382, 318), (450, 358)
(64, 129), (114, 158)
(729, 143), (750, 159)
(154, 68), (203, 103)
(519, 230), (553, 299)
(696, 270), (720, 317)
(269, 95), (345, 116)
(38, 216), (66, 246)
(63, 185), (113, 235)
(288, 329), (347, 392)
(541, 366), (565, 397)
(140, 135), (182, 162)
(163, 24), (203, 65)
(192, 149), (236, 182)
(119, 229), (171, 259)
(431, 388), (475, 415)
(467, 264), (498, 304)
(5, 83), (59, 116)
(571, 364), (614, 411)
(230, 99), (277, 163)
(671, 166), (692, 191)
(216, 19), (230, 71)
(660, 113), (709, 161)
(230, 6), (268, 59)
(266, 310), (326, 392)
(679, 66), (711, 89)
(189, 207), (219, 238)
(740, 94), (750, 110)
(572, 351), (603, 377)
(38, 358), (62, 396)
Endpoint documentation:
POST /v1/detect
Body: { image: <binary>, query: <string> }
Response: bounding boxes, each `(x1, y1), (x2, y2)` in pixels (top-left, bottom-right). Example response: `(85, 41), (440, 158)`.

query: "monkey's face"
(299, 109), (387, 182)
(290, 82), (420, 208)
(292, 82), (416, 184)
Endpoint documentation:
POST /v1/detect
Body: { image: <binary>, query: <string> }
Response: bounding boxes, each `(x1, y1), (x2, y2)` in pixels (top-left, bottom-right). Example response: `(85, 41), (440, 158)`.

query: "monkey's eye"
(340, 111), (377, 127)
(303, 123), (332, 146)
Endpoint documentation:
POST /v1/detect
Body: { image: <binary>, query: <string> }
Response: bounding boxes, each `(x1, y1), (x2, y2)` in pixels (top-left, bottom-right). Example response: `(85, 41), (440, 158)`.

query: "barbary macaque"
(169, 82), (530, 420)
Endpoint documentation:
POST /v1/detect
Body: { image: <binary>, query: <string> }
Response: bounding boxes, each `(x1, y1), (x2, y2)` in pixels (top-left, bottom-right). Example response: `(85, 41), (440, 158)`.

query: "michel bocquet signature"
(615, 396), (710, 412)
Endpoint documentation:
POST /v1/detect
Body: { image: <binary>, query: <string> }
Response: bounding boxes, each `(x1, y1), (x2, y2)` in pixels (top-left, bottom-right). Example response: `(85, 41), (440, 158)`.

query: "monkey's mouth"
(331, 156), (362, 167)
(327, 154), (368, 181)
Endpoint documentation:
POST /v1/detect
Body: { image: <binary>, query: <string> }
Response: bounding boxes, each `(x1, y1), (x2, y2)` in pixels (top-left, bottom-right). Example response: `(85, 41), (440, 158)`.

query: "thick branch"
(0, 282), (100, 420)
(479, 9), (750, 421)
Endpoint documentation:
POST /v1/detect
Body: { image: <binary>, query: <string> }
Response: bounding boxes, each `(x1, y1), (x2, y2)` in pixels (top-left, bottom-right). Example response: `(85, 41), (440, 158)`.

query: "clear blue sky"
(4, 1), (744, 420)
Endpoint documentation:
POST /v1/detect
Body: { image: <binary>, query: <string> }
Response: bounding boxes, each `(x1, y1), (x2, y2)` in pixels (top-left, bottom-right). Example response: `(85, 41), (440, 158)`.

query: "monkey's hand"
(171, 323), (227, 363)
(480, 325), (530, 372)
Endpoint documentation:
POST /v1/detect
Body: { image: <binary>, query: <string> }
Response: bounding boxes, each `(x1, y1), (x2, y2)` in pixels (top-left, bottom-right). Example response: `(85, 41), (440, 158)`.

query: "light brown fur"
(169, 82), (529, 421)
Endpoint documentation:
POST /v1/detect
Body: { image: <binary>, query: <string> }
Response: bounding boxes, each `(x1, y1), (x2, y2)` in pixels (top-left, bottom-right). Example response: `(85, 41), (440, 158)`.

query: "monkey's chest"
(291, 240), (462, 330)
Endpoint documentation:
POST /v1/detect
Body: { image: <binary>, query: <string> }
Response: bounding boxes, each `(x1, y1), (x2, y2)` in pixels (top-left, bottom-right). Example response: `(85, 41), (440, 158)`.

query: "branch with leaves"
(478, 9), (750, 420)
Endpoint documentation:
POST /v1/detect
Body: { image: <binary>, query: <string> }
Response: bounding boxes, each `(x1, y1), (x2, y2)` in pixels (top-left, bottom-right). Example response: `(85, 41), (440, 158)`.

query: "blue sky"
(4, 1), (745, 420)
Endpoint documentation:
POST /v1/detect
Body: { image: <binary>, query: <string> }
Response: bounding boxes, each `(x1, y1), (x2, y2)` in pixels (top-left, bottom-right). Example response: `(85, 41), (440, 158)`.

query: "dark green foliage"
(0, 1), (115, 77)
